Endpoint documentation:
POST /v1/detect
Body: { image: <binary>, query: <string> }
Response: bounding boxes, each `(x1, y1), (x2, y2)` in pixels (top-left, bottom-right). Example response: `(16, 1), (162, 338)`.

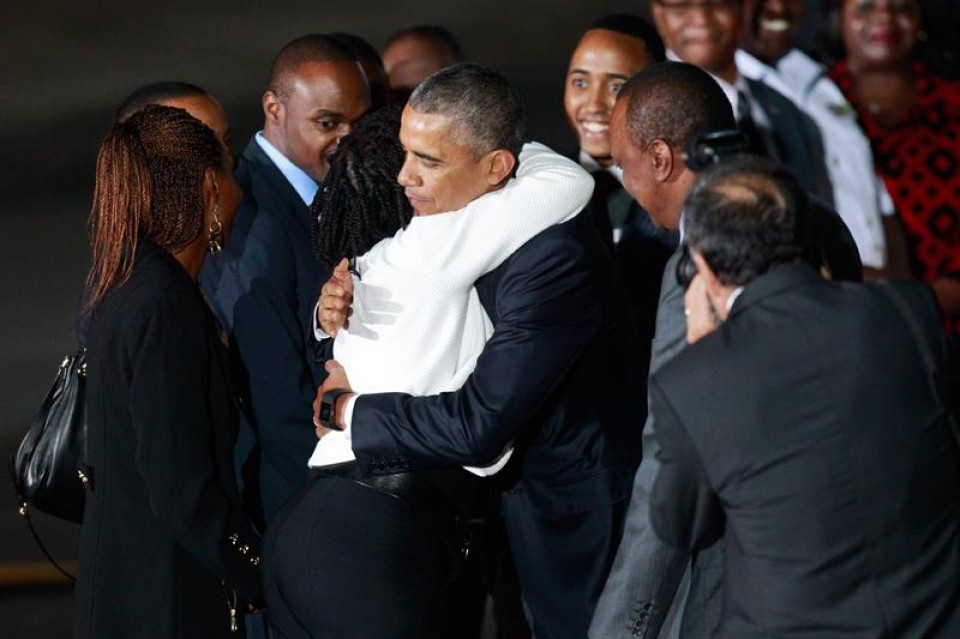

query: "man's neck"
(712, 61), (739, 86)
(254, 130), (318, 207)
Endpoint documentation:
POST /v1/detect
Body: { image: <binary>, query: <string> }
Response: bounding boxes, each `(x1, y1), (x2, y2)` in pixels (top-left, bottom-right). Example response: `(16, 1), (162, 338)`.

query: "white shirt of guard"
(308, 142), (594, 476)
(736, 49), (893, 269)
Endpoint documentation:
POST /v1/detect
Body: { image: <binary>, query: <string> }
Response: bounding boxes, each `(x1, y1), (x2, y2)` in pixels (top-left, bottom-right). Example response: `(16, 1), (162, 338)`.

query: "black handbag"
(10, 350), (90, 524)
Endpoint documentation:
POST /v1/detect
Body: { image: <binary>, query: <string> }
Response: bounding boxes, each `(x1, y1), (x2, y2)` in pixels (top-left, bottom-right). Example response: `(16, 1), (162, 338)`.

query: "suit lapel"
(238, 138), (313, 235)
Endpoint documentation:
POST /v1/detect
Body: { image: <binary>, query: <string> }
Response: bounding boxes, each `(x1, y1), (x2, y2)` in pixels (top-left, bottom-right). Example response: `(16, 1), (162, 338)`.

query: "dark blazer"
(589, 203), (862, 639)
(651, 264), (960, 638)
(200, 137), (329, 522)
(350, 213), (646, 639)
(587, 167), (678, 424)
(748, 78), (834, 207)
(76, 242), (261, 639)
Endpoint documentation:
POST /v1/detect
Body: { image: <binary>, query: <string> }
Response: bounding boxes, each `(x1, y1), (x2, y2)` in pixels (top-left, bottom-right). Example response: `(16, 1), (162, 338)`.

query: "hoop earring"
(208, 201), (223, 254)
(917, 29), (928, 42)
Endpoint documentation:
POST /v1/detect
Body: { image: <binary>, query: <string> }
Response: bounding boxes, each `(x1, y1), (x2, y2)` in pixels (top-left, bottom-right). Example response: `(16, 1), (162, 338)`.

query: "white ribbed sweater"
(308, 142), (593, 470)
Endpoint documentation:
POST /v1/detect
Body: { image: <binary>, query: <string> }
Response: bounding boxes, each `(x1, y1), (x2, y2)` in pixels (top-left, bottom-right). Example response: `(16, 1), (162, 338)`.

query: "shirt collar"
(668, 49), (750, 119)
(578, 150), (625, 185)
(255, 131), (318, 206)
(726, 286), (745, 313)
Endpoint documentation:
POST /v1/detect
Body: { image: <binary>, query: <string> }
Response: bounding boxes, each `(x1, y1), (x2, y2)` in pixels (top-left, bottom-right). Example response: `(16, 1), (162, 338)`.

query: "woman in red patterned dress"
(829, 0), (960, 341)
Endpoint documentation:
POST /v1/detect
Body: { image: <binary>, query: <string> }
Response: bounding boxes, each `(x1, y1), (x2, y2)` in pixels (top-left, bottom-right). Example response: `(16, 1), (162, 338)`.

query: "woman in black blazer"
(74, 104), (262, 638)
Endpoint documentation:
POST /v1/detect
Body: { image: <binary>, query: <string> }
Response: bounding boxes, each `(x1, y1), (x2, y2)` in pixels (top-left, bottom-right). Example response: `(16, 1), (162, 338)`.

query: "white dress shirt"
(255, 131), (318, 206)
(308, 142), (594, 476)
(736, 49), (892, 269)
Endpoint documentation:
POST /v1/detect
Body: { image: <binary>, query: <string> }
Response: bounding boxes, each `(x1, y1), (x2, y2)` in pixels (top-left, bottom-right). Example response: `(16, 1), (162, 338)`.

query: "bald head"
(382, 25), (463, 98)
(268, 33), (360, 98)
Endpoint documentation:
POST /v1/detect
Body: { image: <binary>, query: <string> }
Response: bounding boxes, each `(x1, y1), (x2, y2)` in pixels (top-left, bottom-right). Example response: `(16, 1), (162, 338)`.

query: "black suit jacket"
(201, 137), (329, 522)
(77, 242), (261, 639)
(650, 264), (960, 638)
(748, 78), (835, 206)
(351, 213), (646, 637)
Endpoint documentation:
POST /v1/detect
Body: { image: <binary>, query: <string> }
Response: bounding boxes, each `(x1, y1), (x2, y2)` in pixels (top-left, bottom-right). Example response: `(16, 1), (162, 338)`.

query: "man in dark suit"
(651, 0), (834, 205)
(651, 155), (960, 637)
(315, 64), (646, 639)
(590, 61), (861, 639)
(200, 34), (370, 524)
(563, 13), (676, 395)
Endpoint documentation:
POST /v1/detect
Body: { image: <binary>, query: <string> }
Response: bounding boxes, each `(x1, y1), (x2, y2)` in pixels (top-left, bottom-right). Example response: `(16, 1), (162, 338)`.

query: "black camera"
(682, 129), (749, 172)
(675, 243), (697, 290)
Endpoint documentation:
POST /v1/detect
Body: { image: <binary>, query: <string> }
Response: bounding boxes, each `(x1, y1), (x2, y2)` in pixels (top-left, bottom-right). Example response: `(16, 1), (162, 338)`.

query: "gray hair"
(408, 62), (524, 158)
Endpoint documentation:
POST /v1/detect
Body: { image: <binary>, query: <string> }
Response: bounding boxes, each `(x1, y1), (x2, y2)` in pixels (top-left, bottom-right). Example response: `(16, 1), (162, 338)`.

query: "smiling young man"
(563, 14), (667, 245)
(563, 14), (675, 391)
(200, 34), (371, 529)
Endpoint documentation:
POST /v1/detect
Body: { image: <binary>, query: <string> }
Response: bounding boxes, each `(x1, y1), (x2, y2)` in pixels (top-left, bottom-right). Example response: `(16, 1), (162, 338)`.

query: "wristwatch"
(319, 388), (352, 431)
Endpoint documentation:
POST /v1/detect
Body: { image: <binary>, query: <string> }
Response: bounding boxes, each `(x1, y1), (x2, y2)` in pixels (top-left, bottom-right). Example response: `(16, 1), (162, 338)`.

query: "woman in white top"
(262, 106), (593, 639)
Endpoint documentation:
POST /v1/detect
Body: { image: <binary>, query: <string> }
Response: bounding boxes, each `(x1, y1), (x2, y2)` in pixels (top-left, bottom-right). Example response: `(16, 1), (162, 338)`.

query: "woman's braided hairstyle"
(312, 105), (413, 269)
(86, 104), (223, 309)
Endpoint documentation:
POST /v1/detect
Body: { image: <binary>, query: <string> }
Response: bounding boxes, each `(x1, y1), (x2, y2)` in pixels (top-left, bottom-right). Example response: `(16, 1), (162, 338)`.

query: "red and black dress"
(831, 61), (960, 340)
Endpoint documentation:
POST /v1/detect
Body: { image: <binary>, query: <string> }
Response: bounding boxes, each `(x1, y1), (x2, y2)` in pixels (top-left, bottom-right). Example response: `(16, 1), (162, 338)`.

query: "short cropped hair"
(331, 32), (390, 110)
(115, 81), (209, 123)
(383, 24), (464, 61)
(617, 61), (735, 149)
(408, 63), (524, 158)
(684, 156), (805, 286)
(268, 33), (356, 98)
(586, 13), (667, 63)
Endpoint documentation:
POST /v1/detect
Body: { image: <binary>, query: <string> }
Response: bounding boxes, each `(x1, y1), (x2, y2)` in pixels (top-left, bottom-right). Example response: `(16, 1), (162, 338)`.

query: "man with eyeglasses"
(650, 0), (835, 207)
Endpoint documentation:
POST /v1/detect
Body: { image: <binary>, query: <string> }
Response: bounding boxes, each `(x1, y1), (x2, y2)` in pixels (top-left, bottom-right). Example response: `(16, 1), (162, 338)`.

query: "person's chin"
(580, 142), (611, 164)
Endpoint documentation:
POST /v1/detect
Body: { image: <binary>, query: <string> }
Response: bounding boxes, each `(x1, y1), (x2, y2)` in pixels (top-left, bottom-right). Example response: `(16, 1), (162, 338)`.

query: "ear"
(484, 149), (517, 186)
(201, 167), (220, 221)
(262, 90), (283, 125)
(649, 139), (675, 183)
(650, 2), (666, 32)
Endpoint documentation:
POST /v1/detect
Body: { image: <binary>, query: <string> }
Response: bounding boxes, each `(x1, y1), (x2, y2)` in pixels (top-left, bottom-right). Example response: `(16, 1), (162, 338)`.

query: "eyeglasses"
(655, 0), (739, 10)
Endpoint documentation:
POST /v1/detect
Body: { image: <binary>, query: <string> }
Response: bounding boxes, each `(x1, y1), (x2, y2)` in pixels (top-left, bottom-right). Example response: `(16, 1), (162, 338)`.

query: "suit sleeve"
(589, 263), (690, 639)
(228, 212), (321, 491)
(649, 375), (725, 552)
(351, 230), (601, 472)
(129, 295), (262, 602)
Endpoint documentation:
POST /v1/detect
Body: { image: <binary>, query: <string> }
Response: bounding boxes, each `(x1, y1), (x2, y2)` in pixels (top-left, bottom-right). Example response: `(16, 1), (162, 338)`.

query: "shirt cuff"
(340, 394), (359, 442)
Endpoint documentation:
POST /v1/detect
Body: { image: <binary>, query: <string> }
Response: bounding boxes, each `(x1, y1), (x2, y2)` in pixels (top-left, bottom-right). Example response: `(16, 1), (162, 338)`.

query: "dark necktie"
(589, 170), (620, 252)
(736, 89), (773, 159)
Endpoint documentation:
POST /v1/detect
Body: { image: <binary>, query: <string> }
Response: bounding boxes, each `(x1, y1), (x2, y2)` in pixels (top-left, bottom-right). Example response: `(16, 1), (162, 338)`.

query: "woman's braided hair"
(86, 104), (223, 309)
(312, 105), (413, 269)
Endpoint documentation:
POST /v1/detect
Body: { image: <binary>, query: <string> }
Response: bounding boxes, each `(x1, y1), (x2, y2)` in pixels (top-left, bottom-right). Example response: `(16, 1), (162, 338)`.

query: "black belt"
(311, 461), (456, 519)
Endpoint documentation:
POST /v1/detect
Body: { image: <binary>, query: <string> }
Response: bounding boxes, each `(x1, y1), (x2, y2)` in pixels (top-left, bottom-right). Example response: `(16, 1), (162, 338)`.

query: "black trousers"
(263, 468), (451, 639)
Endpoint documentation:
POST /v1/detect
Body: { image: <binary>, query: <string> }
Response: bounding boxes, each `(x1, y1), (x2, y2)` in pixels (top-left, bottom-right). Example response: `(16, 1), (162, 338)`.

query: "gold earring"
(917, 29), (928, 42)
(208, 201), (223, 254)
